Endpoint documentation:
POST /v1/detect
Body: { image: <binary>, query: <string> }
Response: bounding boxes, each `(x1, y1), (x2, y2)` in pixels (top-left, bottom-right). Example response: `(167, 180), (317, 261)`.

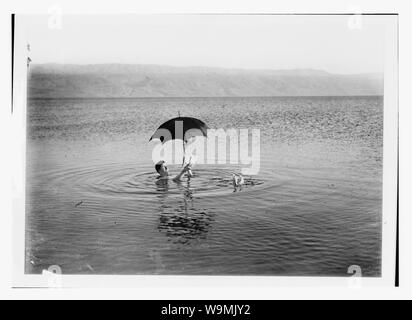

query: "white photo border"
(11, 13), (399, 289)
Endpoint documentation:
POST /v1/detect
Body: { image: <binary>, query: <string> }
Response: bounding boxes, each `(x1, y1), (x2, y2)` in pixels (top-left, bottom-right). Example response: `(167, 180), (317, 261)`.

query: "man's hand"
(182, 163), (192, 173)
(172, 163), (192, 182)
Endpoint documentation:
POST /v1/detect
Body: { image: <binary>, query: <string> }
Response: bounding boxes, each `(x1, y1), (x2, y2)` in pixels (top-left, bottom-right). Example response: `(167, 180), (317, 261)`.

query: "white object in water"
(232, 174), (245, 188)
(232, 174), (239, 187)
(238, 174), (245, 186)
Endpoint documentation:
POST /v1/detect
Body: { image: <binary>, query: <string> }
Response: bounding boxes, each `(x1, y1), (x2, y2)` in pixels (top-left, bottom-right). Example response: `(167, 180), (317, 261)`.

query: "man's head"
(155, 160), (169, 177)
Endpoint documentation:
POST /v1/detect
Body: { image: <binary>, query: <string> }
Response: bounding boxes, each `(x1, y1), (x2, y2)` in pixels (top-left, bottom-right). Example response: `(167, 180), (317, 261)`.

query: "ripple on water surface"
(33, 162), (283, 203)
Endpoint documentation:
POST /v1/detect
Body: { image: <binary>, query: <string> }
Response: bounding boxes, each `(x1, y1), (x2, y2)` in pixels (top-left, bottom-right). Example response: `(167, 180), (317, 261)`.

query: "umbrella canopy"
(149, 117), (209, 143)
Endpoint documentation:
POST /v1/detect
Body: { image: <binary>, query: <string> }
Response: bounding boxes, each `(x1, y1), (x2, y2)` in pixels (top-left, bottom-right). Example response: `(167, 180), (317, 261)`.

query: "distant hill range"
(28, 64), (383, 98)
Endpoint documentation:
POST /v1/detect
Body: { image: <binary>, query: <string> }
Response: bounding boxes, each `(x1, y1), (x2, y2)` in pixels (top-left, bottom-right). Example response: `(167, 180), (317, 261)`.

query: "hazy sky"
(22, 14), (385, 74)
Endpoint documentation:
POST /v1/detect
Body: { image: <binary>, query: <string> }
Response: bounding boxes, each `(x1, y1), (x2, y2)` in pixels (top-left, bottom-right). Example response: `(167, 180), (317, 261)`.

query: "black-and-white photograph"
(12, 13), (398, 283)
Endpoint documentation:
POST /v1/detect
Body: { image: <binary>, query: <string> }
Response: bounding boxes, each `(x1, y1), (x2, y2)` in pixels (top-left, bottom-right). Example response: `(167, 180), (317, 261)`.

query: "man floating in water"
(155, 160), (193, 182)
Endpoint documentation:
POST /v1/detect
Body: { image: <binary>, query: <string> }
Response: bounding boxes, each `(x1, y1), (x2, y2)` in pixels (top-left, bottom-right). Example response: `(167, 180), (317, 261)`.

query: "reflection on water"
(26, 96), (383, 276)
(157, 179), (215, 245)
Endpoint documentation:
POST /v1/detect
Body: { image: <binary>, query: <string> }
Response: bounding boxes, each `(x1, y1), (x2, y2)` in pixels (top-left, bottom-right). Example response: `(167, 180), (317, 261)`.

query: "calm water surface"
(26, 96), (383, 276)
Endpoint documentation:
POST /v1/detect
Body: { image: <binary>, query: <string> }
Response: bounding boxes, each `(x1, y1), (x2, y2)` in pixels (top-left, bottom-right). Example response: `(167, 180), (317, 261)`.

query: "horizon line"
(29, 63), (384, 77)
(28, 95), (384, 100)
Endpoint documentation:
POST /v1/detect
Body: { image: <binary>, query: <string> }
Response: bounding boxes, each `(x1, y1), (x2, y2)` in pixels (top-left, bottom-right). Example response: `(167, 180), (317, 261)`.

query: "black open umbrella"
(149, 116), (209, 165)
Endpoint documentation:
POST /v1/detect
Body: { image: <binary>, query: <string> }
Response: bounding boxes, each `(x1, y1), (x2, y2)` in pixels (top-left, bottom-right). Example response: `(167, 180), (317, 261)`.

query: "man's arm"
(172, 164), (191, 182)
